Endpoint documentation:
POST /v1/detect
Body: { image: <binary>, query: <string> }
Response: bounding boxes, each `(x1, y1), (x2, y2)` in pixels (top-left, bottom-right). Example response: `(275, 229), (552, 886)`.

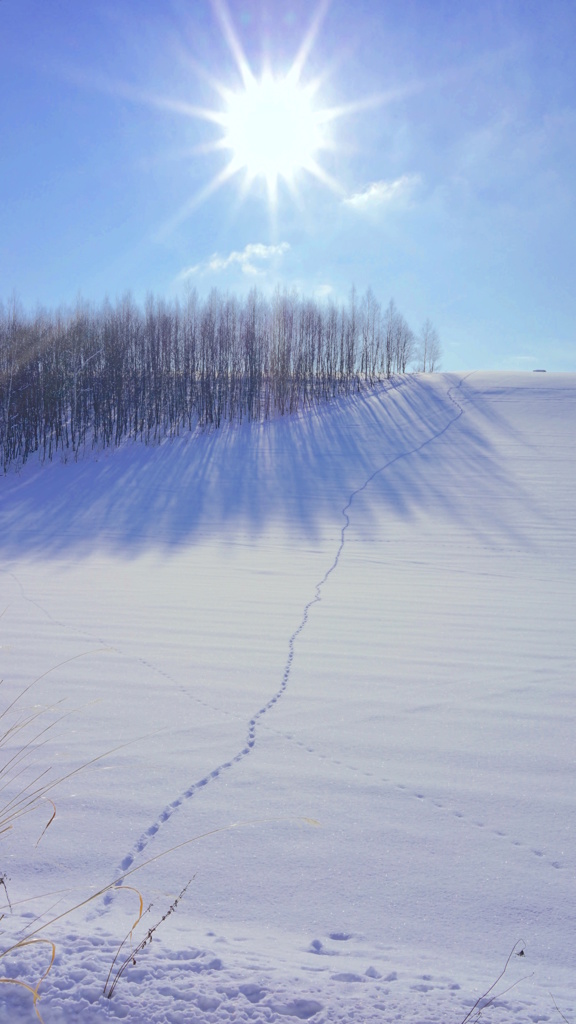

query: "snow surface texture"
(0, 371), (574, 1023)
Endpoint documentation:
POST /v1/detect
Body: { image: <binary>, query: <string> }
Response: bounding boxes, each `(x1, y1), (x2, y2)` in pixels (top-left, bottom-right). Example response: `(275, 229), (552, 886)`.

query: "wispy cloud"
(179, 242), (290, 279)
(343, 174), (421, 211)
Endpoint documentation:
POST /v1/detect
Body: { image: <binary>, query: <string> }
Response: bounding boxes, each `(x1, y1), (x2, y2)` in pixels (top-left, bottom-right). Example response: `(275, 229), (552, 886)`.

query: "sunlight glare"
(222, 73), (323, 188)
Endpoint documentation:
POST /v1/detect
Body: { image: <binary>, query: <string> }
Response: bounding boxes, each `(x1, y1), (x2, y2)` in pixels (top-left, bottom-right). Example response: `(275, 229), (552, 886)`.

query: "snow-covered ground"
(1, 371), (574, 1024)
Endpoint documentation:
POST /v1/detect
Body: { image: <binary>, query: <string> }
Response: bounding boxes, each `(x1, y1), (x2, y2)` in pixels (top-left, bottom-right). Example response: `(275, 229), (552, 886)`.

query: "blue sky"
(2, 0), (575, 370)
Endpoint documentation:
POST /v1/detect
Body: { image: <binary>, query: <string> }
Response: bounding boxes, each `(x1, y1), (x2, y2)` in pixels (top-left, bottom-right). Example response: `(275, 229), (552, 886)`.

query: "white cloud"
(179, 242), (290, 280)
(343, 174), (421, 211)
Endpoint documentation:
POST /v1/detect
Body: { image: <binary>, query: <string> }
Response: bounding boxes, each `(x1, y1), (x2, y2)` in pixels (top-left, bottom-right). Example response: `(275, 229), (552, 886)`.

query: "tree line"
(0, 287), (441, 471)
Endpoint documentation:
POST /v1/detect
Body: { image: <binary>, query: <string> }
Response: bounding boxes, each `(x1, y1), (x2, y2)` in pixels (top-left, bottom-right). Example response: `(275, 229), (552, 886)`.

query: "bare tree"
(1, 287), (424, 471)
(383, 299), (398, 378)
(393, 314), (415, 374)
(381, 299), (414, 376)
(416, 318), (442, 372)
(360, 287), (381, 383)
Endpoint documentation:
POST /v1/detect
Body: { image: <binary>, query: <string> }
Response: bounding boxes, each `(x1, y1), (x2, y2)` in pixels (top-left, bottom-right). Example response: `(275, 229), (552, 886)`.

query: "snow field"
(0, 371), (574, 1023)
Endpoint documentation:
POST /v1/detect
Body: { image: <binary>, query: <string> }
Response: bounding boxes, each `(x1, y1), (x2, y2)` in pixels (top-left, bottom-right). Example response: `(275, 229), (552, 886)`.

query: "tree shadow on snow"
(0, 373), (551, 559)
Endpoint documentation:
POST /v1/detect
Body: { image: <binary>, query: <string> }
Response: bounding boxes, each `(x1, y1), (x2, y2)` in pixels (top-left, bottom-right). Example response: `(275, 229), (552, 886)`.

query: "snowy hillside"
(1, 371), (574, 1024)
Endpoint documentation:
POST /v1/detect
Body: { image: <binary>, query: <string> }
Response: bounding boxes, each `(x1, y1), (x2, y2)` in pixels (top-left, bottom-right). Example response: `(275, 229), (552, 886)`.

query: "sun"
(171, 0), (350, 213)
(221, 72), (324, 193)
(130, 0), (382, 223)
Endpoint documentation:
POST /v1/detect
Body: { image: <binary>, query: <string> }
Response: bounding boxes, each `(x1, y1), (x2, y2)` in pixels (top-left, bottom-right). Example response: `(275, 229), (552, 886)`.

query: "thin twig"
(104, 880), (192, 999)
(459, 941), (528, 1024)
(550, 993), (571, 1024)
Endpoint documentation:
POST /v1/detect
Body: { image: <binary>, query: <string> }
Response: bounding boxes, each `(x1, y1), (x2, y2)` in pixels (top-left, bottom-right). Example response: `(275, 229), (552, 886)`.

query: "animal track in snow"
(5, 378), (469, 878)
(112, 374), (478, 873)
(9, 377), (561, 883)
(257, 715), (565, 874)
